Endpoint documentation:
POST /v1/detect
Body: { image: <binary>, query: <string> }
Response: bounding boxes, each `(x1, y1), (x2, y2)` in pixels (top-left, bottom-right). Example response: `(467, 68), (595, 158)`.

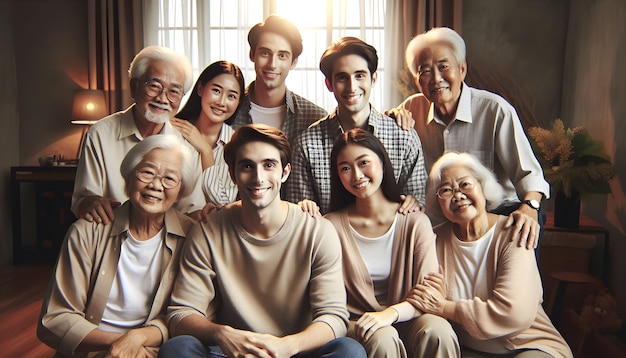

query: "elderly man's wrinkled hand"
(385, 107), (414, 131)
(80, 196), (121, 225)
(504, 206), (540, 250)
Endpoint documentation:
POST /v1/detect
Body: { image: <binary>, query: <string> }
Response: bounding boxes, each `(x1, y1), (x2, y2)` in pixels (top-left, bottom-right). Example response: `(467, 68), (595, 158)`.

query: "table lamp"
(72, 89), (107, 160)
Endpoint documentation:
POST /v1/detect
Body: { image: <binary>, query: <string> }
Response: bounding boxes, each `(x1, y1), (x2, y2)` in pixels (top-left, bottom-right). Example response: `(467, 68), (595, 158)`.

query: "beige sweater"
(167, 202), (349, 338)
(435, 216), (572, 358)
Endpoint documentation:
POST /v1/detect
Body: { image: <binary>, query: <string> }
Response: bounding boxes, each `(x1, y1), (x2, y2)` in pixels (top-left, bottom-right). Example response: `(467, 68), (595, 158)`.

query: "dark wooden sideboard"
(11, 166), (77, 264)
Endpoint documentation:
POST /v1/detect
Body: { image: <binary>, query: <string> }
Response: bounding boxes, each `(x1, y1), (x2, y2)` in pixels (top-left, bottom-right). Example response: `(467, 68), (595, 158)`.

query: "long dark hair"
(329, 128), (401, 212)
(176, 60), (245, 125)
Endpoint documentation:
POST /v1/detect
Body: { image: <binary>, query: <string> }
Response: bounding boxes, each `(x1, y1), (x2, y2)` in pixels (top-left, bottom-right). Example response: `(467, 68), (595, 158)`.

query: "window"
(153, 0), (387, 112)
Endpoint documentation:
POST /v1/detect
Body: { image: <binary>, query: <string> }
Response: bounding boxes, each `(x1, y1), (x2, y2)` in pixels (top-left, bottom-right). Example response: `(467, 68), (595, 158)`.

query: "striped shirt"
(202, 124), (238, 206)
(286, 106), (427, 214)
(230, 81), (328, 143)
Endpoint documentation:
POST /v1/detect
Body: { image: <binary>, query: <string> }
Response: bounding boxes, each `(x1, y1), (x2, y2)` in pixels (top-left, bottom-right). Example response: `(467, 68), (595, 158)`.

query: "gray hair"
(120, 134), (196, 198)
(426, 152), (504, 219)
(405, 27), (466, 77)
(128, 45), (194, 93)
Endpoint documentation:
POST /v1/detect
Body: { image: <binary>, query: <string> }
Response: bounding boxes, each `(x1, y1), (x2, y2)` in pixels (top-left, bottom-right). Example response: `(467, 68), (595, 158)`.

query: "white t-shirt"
(350, 215), (397, 305)
(99, 229), (165, 333)
(451, 225), (509, 354)
(249, 101), (285, 129)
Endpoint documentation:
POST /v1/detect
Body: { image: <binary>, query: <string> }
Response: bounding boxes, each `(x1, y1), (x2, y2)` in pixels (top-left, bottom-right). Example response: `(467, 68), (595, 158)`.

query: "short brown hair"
(319, 37), (378, 84)
(224, 124), (291, 176)
(248, 14), (303, 60)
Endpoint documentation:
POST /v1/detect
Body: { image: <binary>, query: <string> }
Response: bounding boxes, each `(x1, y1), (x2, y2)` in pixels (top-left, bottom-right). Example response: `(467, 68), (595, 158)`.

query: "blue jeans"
(159, 335), (366, 358)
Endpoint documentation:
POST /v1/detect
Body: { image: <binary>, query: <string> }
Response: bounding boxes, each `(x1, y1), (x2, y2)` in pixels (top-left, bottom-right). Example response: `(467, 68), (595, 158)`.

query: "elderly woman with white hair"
(407, 152), (572, 358)
(38, 134), (198, 357)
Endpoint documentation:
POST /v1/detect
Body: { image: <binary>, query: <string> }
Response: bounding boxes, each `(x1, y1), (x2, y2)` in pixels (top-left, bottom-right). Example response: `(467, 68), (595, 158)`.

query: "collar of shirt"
(121, 103), (177, 140)
(217, 123), (234, 146)
(110, 201), (188, 243)
(244, 80), (295, 114)
(426, 82), (473, 126)
(119, 103), (139, 140)
(331, 104), (381, 135)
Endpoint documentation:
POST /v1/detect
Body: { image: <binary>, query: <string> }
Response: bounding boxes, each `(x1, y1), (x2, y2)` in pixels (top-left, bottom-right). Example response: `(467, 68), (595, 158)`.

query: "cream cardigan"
(435, 216), (572, 358)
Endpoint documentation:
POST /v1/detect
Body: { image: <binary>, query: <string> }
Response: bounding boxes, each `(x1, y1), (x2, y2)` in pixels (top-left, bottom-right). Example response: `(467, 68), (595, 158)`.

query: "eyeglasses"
(136, 167), (181, 189)
(143, 79), (184, 102)
(436, 180), (475, 199)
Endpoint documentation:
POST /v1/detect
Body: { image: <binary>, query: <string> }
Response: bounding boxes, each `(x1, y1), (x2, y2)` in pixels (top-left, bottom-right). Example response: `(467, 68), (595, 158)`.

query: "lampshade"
(71, 89), (108, 124)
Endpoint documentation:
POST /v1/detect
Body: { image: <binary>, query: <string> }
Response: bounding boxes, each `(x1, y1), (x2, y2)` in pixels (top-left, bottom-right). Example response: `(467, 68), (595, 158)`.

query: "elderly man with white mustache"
(72, 46), (206, 225)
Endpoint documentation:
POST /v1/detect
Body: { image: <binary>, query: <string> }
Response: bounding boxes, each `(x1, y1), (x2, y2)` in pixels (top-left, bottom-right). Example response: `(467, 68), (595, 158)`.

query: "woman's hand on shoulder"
(298, 200), (321, 218)
(191, 203), (225, 223)
(171, 118), (210, 154)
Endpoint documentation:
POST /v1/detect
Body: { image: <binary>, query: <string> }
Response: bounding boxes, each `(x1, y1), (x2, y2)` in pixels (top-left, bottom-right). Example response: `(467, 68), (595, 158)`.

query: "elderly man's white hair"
(128, 45), (194, 93)
(405, 27), (466, 77)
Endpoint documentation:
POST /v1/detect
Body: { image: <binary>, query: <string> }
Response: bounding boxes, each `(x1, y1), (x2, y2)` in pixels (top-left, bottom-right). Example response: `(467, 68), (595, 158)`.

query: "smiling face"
(197, 73), (242, 124)
(128, 148), (183, 218)
(231, 141), (290, 211)
(437, 164), (487, 224)
(250, 32), (297, 92)
(415, 43), (466, 115)
(336, 143), (384, 200)
(326, 54), (377, 120)
(132, 60), (186, 124)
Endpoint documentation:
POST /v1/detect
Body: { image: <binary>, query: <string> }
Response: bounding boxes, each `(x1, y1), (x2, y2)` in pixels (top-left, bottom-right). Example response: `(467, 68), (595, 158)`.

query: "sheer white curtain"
(144, 0), (387, 112)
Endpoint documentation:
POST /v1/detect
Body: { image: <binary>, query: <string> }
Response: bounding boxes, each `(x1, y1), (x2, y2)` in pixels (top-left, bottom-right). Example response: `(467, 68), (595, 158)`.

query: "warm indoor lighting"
(71, 89), (108, 124)
(72, 89), (108, 159)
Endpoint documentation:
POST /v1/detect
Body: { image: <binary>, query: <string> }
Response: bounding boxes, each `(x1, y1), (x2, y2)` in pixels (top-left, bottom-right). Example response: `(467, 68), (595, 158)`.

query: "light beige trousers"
(348, 313), (461, 358)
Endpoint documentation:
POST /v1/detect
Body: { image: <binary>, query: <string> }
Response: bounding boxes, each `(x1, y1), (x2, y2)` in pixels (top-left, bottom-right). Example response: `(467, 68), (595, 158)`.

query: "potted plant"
(528, 119), (616, 228)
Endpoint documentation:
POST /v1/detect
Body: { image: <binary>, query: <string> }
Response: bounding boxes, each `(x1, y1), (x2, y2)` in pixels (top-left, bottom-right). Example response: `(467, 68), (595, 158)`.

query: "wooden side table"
(11, 166), (77, 264)
(540, 212), (610, 331)
(543, 211), (609, 281)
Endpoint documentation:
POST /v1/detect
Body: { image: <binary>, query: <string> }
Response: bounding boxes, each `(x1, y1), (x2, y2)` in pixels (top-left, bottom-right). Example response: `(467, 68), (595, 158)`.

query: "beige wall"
(13, 0), (89, 166)
(1, 0), (88, 264)
(463, 0), (569, 129)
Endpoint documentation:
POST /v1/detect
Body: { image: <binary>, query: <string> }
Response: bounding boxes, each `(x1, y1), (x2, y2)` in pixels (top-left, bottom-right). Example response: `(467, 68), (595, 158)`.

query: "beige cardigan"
(435, 216), (572, 358)
(37, 202), (196, 357)
(325, 209), (439, 320)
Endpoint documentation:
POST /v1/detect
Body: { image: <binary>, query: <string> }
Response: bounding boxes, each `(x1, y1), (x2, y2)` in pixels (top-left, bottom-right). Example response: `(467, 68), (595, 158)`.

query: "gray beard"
(145, 109), (170, 124)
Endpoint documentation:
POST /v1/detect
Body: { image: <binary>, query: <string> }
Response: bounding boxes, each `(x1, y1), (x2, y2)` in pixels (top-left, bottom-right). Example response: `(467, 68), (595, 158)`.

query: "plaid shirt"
(286, 106), (427, 214)
(230, 81), (328, 143)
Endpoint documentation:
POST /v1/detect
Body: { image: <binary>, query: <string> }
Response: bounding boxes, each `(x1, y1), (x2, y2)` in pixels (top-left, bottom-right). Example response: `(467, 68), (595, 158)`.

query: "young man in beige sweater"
(161, 124), (365, 358)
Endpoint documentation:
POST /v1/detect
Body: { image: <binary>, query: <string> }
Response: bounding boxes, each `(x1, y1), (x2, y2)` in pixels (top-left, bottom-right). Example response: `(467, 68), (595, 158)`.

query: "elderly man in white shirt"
(72, 46), (206, 224)
(391, 27), (549, 250)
